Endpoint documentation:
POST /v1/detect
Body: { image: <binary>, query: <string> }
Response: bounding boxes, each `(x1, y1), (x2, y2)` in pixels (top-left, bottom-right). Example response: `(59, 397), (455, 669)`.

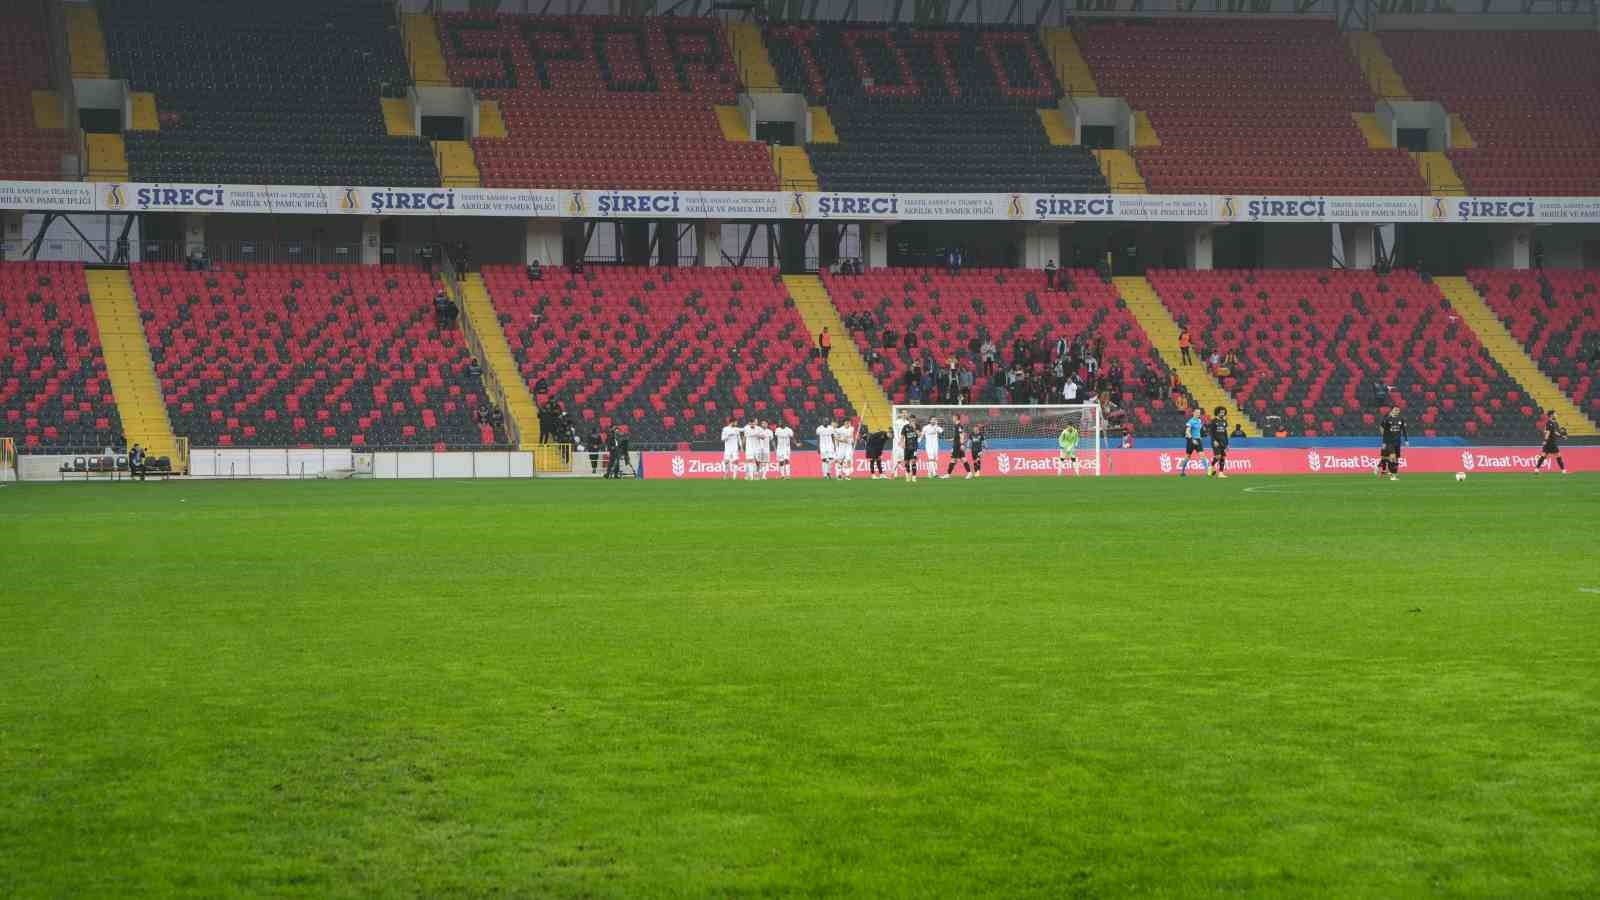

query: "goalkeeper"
(1057, 423), (1081, 476)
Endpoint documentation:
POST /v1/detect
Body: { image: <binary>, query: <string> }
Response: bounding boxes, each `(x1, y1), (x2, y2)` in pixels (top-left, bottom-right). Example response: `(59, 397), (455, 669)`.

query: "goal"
(889, 403), (1105, 476)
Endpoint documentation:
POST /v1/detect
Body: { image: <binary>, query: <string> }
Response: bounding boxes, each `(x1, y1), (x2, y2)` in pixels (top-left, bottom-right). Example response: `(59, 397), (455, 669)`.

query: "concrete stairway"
(1041, 29), (1098, 96)
(771, 146), (818, 191)
(1094, 149), (1147, 193)
(1434, 276), (1598, 435)
(85, 134), (128, 182)
(433, 140), (481, 187)
(726, 23), (779, 91)
(1036, 108), (1073, 145)
(86, 269), (179, 462)
(402, 14), (449, 85)
(1348, 33), (1409, 99)
(808, 107), (838, 143)
(715, 105), (751, 141)
(129, 93), (159, 132)
(782, 275), (892, 431)
(458, 274), (544, 449)
(478, 100), (508, 138)
(65, 5), (109, 79)
(381, 98), (416, 136)
(1116, 276), (1260, 436)
(1416, 151), (1466, 195)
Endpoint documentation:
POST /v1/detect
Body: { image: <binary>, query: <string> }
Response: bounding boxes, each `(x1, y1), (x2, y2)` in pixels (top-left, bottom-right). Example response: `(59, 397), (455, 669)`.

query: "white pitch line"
(1579, 587), (1600, 595)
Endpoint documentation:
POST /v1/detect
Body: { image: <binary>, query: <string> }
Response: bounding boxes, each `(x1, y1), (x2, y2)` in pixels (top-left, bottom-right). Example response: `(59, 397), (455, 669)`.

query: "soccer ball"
(1455, 471), (1466, 482)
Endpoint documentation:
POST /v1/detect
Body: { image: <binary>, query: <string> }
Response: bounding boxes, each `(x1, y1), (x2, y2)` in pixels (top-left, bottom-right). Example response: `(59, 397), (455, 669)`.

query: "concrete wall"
(747, 92), (808, 142)
(1377, 99), (1450, 150)
(415, 86), (479, 137)
(1261, 224), (1332, 269)
(1064, 96), (1132, 148)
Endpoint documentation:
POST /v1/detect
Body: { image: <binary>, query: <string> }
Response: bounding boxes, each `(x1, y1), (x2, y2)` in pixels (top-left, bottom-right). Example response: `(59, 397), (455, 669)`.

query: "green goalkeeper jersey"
(1059, 426), (1080, 450)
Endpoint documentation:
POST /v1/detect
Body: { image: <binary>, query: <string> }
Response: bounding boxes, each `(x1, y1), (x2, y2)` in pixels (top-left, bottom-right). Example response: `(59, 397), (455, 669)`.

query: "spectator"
(1053, 334), (1068, 362)
(957, 364), (974, 403)
(419, 243), (434, 274)
(980, 339), (997, 376)
(1231, 423), (1246, 439)
(527, 259), (543, 281)
(882, 326), (897, 349)
(587, 427), (603, 474)
(1062, 375), (1081, 403)
(1044, 259), (1058, 291)
(818, 326), (832, 359)
(1178, 327), (1192, 365)
(905, 329), (918, 351)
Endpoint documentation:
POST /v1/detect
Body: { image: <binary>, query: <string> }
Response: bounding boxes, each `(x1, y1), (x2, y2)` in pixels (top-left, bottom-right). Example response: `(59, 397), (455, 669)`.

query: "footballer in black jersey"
(1378, 406), (1408, 479)
(1535, 410), (1568, 473)
(968, 426), (986, 477)
(900, 420), (920, 480)
(1207, 406), (1231, 478)
(947, 425), (973, 477)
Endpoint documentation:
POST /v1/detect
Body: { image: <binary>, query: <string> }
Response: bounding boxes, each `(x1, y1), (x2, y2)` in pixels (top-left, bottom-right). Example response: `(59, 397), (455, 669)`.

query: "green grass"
(2, 475), (1599, 898)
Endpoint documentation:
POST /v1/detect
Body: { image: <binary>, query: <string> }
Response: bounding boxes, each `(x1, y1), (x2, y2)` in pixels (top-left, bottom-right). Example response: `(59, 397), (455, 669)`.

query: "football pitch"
(3, 475), (1598, 898)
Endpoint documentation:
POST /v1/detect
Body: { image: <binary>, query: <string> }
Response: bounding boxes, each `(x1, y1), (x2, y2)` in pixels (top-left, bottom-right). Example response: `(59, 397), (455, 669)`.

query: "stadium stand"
(1145, 269), (1541, 440)
(824, 268), (1185, 437)
(1470, 269), (1600, 425)
(1073, 20), (1426, 196)
(130, 263), (502, 449)
(480, 265), (854, 444)
(1377, 31), (1600, 196)
(764, 25), (1108, 193)
(434, 14), (778, 190)
(99, 0), (440, 186)
(1, 263), (124, 451)
(0, 1), (68, 181)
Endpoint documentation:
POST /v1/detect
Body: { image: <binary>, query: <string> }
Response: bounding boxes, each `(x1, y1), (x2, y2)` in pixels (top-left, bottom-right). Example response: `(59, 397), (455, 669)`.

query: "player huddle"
(719, 418), (797, 480)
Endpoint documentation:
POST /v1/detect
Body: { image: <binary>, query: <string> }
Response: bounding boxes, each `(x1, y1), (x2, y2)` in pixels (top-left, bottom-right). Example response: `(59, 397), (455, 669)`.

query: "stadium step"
(1116, 276), (1261, 437)
(459, 273), (544, 451)
(808, 107), (838, 143)
(726, 23), (780, 92)
(1133, 111), (1161, 148)
(402, 14), (450, 86)
(129, 93), (159, 131)
(478, 100), (508, 139)
(86, 133), (129, 182)
(1434, 276), (1599, 435)
(782, 275), (892, 431)
(1042, 29), (1098, 96)
(715, 105), (751, 141)
(433, 140), (481, 188)
(1094, 148), (1147, 193)
(771, 145), (819, 191)
(1449, 113), (1476, 149)
(87, 269), (179, 462)
(1352, 112), (1393, 149)
(65, 4), (109, 79)
(1037, 108), (1074, 145)
(1415, 150), (1466, 195)
(1348, 33), (1410, 99)
(381, 98), (416, 137)
(31, 91), (63, 130)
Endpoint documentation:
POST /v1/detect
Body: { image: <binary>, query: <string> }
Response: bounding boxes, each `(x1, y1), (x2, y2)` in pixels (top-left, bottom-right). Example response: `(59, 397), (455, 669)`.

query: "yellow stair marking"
(1449, 113), (1475, 149)
(726, 23), (779, 91)
(1115, 276), (1261, 437)
(782, 275), (892, 431)
(432, 139), (481, 187)
(1041, 29), (1098, 96)
(714, 104), (750, 141)
(1348, 33), (1409, 99)
(1352, 112), (1393, 149)
(771, 145), (818, 191)
(66, 5), (109, 79)
(402, 14), (449, 85)
(129, 93), (159, 131)
(1037, 108), (1073, 145)
(87, 269), (179, 461)
(808, 107), (838, 143)
(1415, 150), (1465, 195)
(31, 91), (64, 130)
(85, 133), (128, 181)
(478, 99), (507, 138)
(1434, 277), (1598, 435)
(460, 274), (544, 450)
(1094, 148), (1147, 193)
(381, 98), (415, 136)
(1133, 111), (1161, 148)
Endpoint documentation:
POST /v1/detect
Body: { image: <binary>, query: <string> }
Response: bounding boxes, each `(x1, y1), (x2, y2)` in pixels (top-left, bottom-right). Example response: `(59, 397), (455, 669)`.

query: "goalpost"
(888, 403), (1106, 476)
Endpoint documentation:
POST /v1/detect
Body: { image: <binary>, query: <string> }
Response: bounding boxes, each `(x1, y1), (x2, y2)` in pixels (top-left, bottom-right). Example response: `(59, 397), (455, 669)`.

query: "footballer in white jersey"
(890, 414), (908, 476)
(719, 418), (741, 480)
(816, 421), (837, 478)
(833, 421), (856, 479)
(741, 421), (763, 480)
(921, 419), (944, 477)
(773, 424), (795, 478)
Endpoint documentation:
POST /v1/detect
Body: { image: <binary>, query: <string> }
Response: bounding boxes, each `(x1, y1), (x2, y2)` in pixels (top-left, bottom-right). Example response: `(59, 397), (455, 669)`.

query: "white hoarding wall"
(2, 181), (1596, 224)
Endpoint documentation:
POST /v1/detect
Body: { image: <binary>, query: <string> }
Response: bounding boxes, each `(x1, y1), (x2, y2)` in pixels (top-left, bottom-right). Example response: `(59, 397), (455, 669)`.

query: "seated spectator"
(527, 260), (543, 281)
(1231, 423), (1246, 438)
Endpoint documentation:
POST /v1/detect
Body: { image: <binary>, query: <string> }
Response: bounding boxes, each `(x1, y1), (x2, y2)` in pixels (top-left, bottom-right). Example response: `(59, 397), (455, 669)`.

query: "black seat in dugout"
(100, 0), (440, 186)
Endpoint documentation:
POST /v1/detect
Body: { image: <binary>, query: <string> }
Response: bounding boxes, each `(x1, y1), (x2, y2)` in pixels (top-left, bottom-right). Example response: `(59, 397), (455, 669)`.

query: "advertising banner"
(641, 446), (1600, 479)
(0, 181), (97, 212)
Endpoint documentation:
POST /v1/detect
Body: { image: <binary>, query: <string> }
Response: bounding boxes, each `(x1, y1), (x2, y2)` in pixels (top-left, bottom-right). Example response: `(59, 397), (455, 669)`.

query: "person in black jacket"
(864, 428), (889, 478)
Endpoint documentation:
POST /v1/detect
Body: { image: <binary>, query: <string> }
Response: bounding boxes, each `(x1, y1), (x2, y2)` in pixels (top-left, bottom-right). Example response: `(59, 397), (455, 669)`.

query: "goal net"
(889, 403), (1105, 476)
